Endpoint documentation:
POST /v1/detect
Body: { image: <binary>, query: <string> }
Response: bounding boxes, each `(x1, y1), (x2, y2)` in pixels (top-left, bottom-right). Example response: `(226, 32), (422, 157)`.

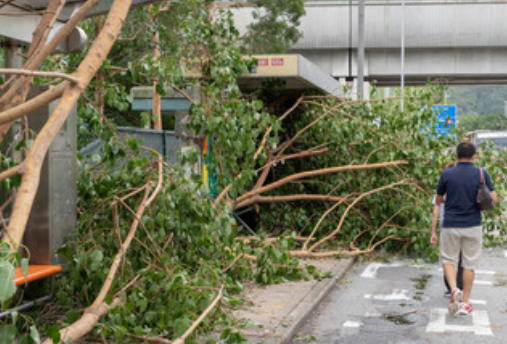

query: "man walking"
(435, 142), (497, 315)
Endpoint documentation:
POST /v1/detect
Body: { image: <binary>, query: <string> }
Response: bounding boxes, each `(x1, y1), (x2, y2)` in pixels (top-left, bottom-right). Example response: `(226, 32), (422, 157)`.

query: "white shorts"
(440, 226), (482, 270)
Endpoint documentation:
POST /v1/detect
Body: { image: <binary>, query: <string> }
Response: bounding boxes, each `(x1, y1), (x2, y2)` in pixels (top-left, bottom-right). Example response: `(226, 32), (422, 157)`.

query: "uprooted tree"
(1, 0), (507, 343)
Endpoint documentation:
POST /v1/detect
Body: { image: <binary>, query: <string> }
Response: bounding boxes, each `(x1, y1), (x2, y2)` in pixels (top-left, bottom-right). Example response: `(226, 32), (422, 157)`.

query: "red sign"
(258, 58), (269, 67)
(271, 58), (284, 66)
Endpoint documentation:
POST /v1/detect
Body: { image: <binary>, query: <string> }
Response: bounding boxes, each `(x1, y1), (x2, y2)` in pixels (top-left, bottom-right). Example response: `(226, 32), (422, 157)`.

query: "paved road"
(294, 248), (507, 344)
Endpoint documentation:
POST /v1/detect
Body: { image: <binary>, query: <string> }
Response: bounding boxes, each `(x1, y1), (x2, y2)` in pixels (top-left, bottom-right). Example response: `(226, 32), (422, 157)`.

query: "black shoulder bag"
(477, 169), (495, 211)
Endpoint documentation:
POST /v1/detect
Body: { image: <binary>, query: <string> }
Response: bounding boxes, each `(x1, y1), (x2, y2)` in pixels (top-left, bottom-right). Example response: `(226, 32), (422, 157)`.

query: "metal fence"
(80, 127), (185, 165)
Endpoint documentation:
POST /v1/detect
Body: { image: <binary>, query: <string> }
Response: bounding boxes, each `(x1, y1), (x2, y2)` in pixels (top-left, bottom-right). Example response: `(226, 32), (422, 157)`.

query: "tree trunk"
(2, 0), (135, 251)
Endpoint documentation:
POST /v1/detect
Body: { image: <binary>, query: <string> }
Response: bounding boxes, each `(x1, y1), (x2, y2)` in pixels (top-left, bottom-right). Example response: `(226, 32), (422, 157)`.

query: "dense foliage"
(448, 85), (507, 117)
(253, 88), (507, 260)
(51, 146), (306, 343)
(458, 113), (507, 132)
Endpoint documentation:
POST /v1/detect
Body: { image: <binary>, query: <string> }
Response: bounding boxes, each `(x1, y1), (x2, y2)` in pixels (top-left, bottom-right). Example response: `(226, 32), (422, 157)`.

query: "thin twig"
(114, 275), (140, 297)
(0, 164), (22, 183)
(303, 195), (352, 250)
(172, 285), (225, 344)
(308, 180), (409, 252)
(0, 68), (80, 84)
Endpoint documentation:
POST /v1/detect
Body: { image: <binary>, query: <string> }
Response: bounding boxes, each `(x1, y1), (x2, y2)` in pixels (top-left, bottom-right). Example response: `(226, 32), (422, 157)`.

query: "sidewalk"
(233, 257), (355, 344)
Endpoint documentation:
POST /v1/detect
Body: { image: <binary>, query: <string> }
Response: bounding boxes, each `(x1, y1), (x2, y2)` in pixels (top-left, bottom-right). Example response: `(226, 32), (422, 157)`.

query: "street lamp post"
(357, 0), (365, 99)
(401, 0), (405, 110)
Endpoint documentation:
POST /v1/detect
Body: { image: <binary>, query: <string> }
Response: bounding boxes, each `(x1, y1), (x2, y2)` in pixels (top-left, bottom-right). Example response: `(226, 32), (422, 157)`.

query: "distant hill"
(447, 86), (507, 117)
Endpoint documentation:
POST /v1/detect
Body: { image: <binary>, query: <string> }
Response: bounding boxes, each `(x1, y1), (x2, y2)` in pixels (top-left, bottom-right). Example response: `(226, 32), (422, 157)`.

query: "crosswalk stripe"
(426, 308), (493, 336)
(475, 280), (493, 286)
(437, 268), (495, 275)
(470, 299), (486, 305)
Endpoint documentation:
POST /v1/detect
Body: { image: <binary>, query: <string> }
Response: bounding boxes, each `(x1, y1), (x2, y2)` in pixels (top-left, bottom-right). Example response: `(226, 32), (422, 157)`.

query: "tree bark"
(0, 69), (79, 83)
(234, 194), (345, 209)
(0, 164), (22, 183)
(0, 0), (104, 141)
(41, 298), (122, 344)
(0, 84), (66, 125)
(236, 161), (408, 205)
(2, 0), (135, 251)
(26, 0), (66, 59)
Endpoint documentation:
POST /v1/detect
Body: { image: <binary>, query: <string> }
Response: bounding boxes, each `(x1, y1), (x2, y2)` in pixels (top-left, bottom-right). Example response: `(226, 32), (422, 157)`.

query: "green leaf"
(30, 326), (41, 344)
(172, 317), (191, 338)
(46, 326), (61, 343)
(0, 262), (16, 303)
(0, 325), (17, 343)
(65, 310), (81, 324)
(88, 250), (104, 271)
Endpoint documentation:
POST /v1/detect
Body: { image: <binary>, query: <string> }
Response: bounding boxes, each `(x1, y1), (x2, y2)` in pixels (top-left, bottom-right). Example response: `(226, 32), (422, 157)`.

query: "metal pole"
(401, 0), (405, 110)
(347, 0), (353, 82)
(357, 0), (365, 99)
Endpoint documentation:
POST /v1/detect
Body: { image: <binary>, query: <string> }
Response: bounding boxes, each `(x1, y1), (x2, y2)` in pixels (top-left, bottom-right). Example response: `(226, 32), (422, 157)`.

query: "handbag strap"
(479, 168), (485, 184)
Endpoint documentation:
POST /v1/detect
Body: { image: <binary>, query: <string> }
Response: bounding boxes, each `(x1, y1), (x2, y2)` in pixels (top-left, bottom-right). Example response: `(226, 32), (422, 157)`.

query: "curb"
(272, 257), (356, 343)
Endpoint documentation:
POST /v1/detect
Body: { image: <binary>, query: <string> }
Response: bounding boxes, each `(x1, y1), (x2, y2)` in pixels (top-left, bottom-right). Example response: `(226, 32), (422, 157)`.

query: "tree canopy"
(458, 112), (507, 132)
(448, 86), (507, 117)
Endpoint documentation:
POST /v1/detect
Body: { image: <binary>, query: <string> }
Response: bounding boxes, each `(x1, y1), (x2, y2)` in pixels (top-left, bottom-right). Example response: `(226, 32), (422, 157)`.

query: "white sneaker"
(457, 302), (473, 316)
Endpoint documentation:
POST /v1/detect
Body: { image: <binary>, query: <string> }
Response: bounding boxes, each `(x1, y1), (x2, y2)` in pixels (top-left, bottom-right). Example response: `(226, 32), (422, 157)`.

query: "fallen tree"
(2, 0), (507, 343)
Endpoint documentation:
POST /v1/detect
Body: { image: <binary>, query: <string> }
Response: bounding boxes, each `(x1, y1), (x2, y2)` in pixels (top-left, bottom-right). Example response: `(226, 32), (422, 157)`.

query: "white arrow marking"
(364, 289), (410, 301)
(343, 321), (362, 328)
(361, 262), (404, 278)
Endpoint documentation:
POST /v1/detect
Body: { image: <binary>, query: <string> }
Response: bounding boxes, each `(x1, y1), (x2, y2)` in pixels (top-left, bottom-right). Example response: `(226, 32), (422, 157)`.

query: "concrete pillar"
(5, 41), (23, 69)
(24, 86), (77, 265)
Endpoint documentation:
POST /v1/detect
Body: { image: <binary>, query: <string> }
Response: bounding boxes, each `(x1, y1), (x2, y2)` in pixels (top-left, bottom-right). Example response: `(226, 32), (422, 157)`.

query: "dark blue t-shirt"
(436, 162), (494, 228)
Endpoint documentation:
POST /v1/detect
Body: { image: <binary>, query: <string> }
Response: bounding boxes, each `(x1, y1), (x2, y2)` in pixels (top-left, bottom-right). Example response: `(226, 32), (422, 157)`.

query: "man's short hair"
(457, 142), (476, 159)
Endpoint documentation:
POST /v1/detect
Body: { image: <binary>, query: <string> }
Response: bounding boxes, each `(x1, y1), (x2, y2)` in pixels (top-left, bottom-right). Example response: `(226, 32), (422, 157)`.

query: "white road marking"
(361, 262), (404, 278)
(504, 250), (507, 258)
(475, 270), (496, 275)
(437, 268), (495, 275)
(343, 321), (361, 328)
(426, 308), (493, 336)
(342, 319), (362, 336)
(475, 280), (493, 286)
(469, 299), (487, 305)
(364, 289), (410, 301)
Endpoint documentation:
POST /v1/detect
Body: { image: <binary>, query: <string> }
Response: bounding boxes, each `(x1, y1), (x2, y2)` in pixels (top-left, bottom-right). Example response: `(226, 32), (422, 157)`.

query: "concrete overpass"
(234, 0), (507, 86)
(0, 0), (161, 54)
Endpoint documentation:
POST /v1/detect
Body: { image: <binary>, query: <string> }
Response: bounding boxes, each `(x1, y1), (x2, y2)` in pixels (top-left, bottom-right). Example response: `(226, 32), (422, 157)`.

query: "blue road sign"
(432, 105), (457, 137)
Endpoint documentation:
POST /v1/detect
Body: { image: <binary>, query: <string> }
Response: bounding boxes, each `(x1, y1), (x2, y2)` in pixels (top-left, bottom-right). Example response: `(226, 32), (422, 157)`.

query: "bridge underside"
(234, 1), (507, 87)
(296, 47), (507, 87)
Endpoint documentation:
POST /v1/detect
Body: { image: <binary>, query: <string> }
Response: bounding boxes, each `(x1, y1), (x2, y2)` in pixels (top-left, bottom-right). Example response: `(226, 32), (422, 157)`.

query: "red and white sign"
(257, 58), (269, 67)
(271, 58), (284, 66)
